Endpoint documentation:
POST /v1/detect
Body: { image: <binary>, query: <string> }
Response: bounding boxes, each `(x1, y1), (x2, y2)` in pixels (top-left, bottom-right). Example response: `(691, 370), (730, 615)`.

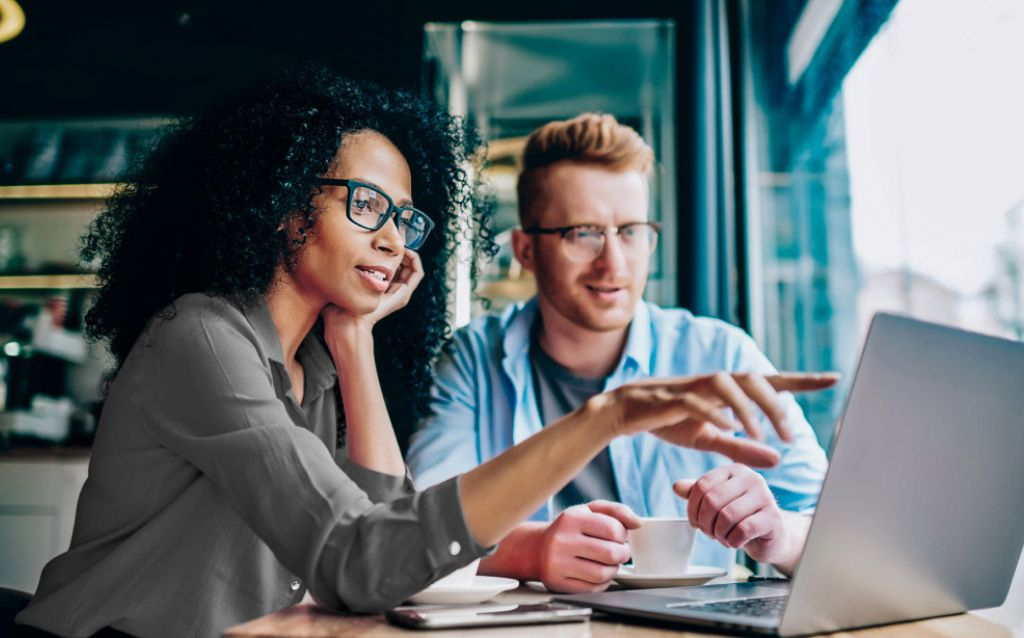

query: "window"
(741, 0), (1024, 447)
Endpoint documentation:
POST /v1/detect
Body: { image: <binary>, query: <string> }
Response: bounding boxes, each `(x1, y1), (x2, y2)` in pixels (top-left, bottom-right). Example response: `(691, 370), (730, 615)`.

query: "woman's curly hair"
(81, 66), (497, 448)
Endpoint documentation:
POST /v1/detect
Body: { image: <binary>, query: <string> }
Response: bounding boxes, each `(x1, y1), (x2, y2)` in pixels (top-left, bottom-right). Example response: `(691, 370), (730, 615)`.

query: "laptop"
(556, 313), (1024, 636)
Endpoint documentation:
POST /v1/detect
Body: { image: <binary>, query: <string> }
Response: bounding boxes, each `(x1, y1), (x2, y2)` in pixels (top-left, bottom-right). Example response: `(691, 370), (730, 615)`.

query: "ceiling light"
(0, 0), (26, 45)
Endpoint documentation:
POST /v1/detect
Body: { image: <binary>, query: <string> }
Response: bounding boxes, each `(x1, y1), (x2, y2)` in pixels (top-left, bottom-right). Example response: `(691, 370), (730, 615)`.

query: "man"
(407, 114), (827, 593)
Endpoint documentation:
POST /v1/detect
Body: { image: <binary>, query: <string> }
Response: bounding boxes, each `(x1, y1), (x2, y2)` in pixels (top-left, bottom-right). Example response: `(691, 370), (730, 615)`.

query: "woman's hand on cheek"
(367, 249), (424, 324)
(322, 249), (424, 346)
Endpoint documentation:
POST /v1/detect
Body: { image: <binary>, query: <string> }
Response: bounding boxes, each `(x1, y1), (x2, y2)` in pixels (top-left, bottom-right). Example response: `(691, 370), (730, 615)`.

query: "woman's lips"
(355, 266), (392, 293)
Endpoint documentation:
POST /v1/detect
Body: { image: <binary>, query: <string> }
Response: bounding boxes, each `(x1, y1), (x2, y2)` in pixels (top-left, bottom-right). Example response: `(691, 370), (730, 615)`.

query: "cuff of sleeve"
(338, 457), (416, 503)
(415, 475), (496, 576)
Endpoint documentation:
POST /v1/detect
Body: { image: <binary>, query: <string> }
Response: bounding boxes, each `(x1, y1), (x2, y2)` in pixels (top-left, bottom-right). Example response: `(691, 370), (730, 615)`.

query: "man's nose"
(591, 231), (628, 272)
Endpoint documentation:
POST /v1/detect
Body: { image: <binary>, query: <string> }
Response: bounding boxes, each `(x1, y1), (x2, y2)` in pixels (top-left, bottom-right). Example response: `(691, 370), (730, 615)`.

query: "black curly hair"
(81, 66), (497, 448)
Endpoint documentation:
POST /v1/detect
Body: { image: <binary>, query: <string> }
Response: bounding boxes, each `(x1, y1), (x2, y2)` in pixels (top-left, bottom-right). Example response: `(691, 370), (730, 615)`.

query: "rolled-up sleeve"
(318, 475), (490, 611)
(132, 305), (490, 612)
(336, 453), (416, 504)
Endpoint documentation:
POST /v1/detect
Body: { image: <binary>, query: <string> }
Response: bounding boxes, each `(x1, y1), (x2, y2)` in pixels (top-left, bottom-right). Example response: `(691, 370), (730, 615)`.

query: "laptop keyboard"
(677, 595), (787, 618)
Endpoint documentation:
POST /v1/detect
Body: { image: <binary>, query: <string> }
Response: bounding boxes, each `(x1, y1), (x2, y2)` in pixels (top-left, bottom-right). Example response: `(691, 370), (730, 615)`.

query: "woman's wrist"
(582, 391), (624, 442)
(325, 320), (375, 358)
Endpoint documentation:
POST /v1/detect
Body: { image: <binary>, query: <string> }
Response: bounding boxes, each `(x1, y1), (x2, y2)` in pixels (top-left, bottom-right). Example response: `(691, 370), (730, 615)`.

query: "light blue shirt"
(407, 298), (827, 569)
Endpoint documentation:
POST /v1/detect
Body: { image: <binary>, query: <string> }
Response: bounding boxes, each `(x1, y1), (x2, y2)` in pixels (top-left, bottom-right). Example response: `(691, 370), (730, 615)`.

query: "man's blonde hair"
(516, 113), (654, 225)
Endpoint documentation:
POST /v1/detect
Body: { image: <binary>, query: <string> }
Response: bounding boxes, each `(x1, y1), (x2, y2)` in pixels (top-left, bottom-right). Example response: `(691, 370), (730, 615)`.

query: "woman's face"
(290, 130), (413, 314)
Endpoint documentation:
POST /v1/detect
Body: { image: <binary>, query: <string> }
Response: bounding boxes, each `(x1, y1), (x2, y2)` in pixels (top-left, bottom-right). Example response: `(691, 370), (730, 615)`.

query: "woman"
(18, 68), (833, 638)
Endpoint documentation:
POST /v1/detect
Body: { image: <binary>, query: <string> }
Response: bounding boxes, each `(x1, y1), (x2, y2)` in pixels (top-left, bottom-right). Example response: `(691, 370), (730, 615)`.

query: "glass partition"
(423, 20), (676, 324)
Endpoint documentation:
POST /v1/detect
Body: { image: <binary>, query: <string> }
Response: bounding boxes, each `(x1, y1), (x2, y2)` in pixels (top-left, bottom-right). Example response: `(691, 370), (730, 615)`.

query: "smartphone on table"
(385, 602), (591, 629)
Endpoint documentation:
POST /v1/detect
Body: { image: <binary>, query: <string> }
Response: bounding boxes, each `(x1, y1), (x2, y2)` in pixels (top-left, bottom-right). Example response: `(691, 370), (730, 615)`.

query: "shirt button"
(290, 580), (301, 592)
(448, 541), (461, 556)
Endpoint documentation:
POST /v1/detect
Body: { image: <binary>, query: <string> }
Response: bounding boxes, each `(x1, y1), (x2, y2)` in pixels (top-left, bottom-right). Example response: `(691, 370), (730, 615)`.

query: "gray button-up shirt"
(18, 293), (489, 638)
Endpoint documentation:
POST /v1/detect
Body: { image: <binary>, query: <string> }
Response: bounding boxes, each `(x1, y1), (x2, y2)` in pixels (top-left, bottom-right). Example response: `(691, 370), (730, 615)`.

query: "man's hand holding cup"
(538, 500), (640, 593)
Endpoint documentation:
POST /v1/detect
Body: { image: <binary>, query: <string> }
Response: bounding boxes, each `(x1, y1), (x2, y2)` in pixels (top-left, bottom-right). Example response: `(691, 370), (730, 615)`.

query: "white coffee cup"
(431, 558), (481, 588)
(627, 517), (697, 575)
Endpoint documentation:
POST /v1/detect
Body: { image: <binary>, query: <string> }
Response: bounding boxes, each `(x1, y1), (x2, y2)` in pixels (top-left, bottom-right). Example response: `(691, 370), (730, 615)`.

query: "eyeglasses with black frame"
(316, 178), (436, 250)
(522, 222), (661, 263)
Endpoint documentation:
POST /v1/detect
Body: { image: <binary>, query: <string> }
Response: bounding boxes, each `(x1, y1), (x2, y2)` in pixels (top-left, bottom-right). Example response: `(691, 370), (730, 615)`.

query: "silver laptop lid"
(780, 313), (1024, 636)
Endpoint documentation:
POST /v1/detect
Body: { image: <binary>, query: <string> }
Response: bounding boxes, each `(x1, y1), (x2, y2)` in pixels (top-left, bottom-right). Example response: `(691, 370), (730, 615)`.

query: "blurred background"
(1, 0), (1022, 614)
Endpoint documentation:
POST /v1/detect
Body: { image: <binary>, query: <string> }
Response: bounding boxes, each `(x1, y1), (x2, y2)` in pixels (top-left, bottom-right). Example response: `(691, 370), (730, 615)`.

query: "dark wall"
(3, 0), (712, 312)
(3, 0), (697, 118)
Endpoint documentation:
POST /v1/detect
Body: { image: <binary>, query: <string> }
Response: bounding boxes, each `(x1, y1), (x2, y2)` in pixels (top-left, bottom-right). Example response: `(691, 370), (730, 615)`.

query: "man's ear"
(510, 229), (536, 274)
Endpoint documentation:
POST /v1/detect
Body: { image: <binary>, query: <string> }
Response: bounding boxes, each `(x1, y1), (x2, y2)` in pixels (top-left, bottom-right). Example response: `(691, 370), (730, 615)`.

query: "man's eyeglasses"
(316, 178), (435, 250)
(522, 222), (661, 263)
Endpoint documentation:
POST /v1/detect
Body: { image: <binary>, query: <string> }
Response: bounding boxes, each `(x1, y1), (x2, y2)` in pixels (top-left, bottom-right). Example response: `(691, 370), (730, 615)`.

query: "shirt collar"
(500, 298), (538, 364)
(502, 296), (654, 378)
(620, 299), (653, 377)
(296, 331), (338, 397)
(239, 296), (338, 397)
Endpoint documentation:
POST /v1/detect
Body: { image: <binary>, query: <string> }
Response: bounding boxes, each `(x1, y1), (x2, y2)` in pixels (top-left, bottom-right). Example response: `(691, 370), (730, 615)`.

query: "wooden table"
(225, 586), (1014, 637)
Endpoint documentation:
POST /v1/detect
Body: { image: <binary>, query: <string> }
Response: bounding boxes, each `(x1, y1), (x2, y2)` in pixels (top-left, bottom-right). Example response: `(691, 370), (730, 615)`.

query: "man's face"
(513, 162), (651, 333)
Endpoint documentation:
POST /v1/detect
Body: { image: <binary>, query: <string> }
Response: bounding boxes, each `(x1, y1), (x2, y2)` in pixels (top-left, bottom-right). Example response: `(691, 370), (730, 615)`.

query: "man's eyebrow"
(351, 177), (414, 207)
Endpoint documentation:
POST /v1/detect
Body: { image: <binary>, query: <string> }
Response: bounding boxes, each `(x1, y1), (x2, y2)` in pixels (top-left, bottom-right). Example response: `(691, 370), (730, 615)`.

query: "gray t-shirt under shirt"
(529, 329), (620, 512)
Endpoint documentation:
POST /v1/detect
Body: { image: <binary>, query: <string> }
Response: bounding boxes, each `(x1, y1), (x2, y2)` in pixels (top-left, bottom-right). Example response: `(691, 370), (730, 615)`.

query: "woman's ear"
(280, 214), (312, 248)
(510, 229), (536, 274)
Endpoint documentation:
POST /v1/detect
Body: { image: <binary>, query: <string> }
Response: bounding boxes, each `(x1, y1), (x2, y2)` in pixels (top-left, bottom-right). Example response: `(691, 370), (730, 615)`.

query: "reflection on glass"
(423, 20), (676, 321)
(744, 0), (1024, 447)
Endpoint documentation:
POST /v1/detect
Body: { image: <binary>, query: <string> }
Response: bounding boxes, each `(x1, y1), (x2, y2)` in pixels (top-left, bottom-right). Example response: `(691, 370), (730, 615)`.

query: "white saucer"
(407, 576), (520, 605)
(523, 580), (549, 593)
(614, 565), (726, 589)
